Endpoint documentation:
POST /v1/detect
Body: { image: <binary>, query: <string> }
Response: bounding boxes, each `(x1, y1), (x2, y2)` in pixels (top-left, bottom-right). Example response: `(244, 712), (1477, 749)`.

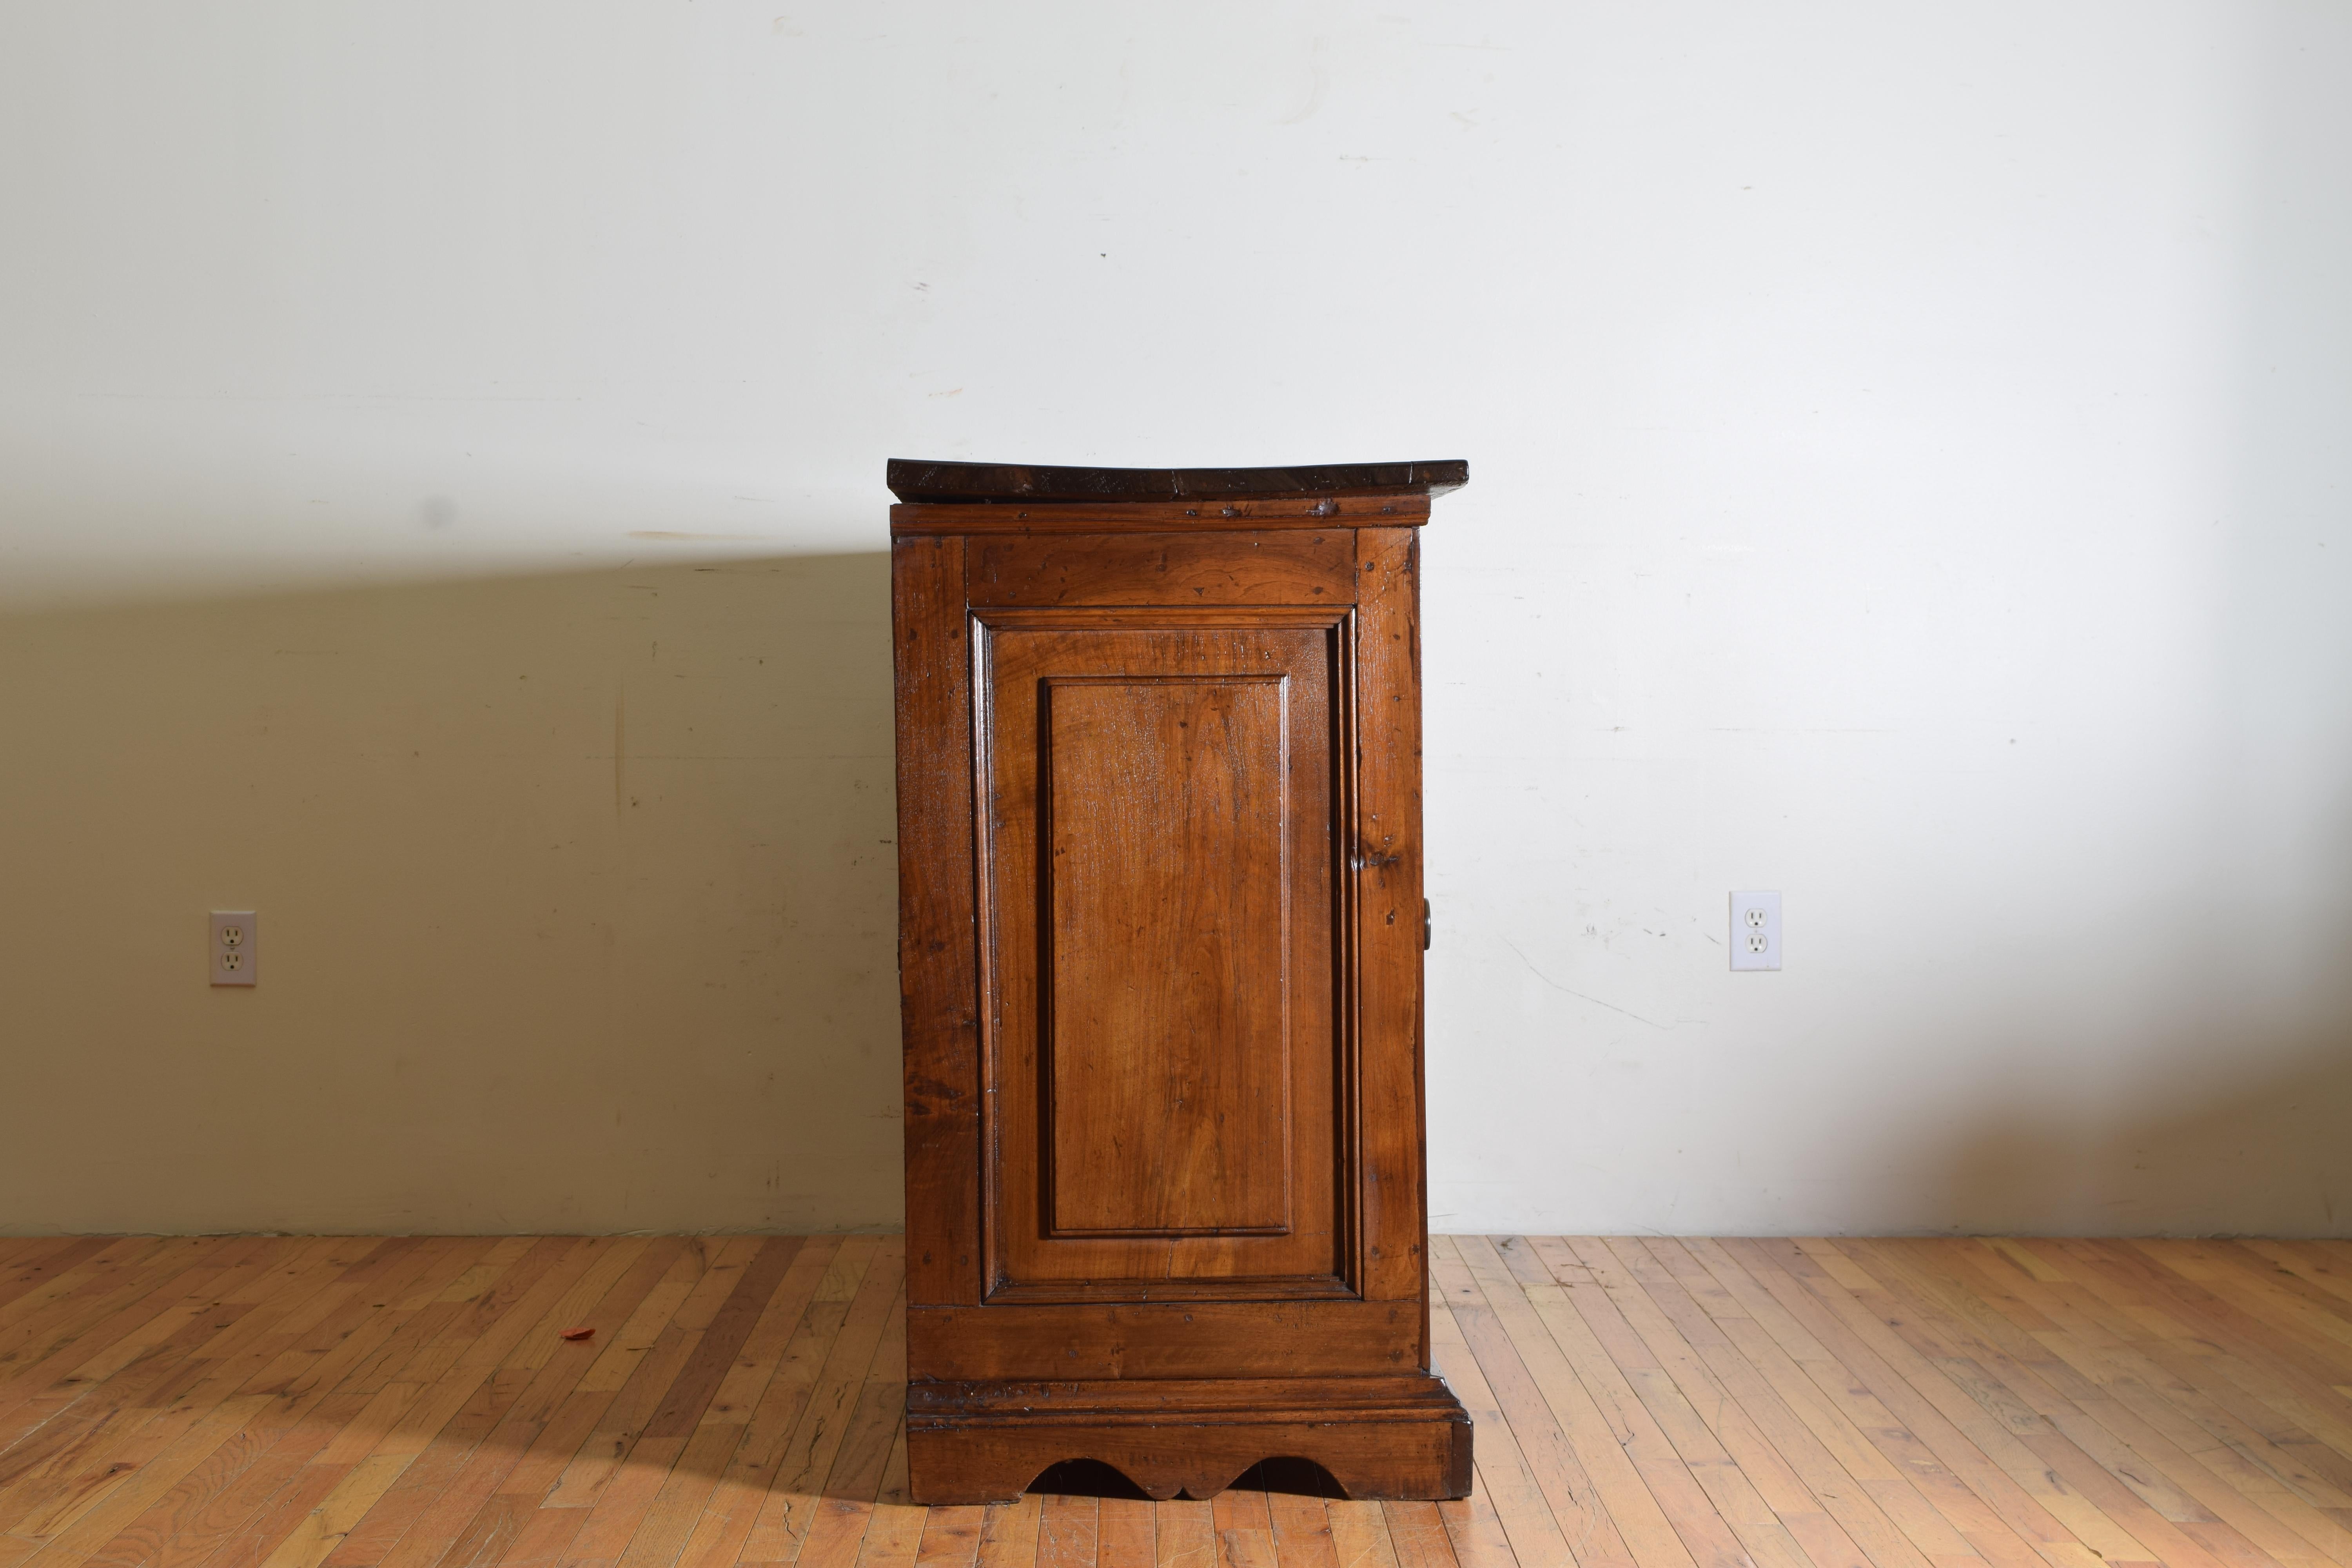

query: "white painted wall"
(2, 2), (2345, 1234)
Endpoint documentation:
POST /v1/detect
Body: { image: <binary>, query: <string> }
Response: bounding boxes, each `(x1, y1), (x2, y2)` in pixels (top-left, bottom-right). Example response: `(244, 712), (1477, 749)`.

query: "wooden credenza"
(888, 459), (1471, 1504)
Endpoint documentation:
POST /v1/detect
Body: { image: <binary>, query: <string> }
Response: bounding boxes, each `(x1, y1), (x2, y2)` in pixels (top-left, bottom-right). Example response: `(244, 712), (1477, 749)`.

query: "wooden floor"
(3, 1237), (2350, 1568)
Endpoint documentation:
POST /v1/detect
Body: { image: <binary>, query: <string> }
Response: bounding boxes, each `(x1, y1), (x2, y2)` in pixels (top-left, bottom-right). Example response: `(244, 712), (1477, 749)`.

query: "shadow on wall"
(0, 552), (905, 1235)
(1935, 1039), (2352, 1238)
(1883, 7), (2352, 1243)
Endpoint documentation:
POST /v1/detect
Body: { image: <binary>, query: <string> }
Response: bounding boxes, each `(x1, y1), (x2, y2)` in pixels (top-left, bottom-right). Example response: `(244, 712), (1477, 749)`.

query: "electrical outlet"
(210, 911), (257, 986)
(1730, 891), (1780, 971)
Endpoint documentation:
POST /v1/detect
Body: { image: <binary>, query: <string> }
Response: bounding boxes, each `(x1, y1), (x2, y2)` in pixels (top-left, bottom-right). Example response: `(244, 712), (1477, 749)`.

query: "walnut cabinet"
(888, 459), (1471, 1504)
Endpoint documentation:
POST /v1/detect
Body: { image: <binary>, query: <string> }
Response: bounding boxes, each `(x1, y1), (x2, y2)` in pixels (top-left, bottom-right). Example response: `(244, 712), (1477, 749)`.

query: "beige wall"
(0, 556), (903, 1234)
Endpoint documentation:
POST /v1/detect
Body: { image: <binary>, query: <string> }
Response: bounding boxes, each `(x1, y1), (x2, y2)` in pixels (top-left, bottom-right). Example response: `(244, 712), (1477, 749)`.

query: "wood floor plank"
(0, 1297), (269, 1535)
(1429, 1477), (1512, 1568)
(1208, 1490), (1269, 1568)
(1147, 1503), (1206, 1568)
(909, 1510), (981, 1568)
(45, 1242), (491, 1568)
(2135, 1244), (2352, 1363)
(136, 1390), (356, 1568)
(1459, 1237), (1748, 1568)
(1094, 1502), (1149, 1568)
(545, 1245), (743, 1512)
(1971, 1239), (2352, 1512)
(1821, 1241), (2239, 1568)
(0, 1243), (118, 1323)
(36, 1260), (433, 1552)
(701, 1243), (838, 1435)
(850, 1507), (921, 1568)
(69, 1243), (274, 1372)
(1608, 1237), (1945, 1568)
(1431, 1238), (1666, 1568)
(0, 1241), (273, 1457)
(597, 1243), (818, 1568)
(1036, 1497), (1097, 1568)
(2068, 1243), (2352, 1454)
(2240, 1243), (2352, 1317)
(561, 1436), (691, 1568)
(642, 1244), (805, 1450)
(1561, 1237), (1876, 1568)
(491, 1502), (587, 1568)
(2031, 1241), (2352, 1498)
(1860, 1238), (2345, 1565)
(1373, 1506), (1452, 1568)
(1261, 1495), (1330, 1568)
(11, 1233), (2352, 1568)
(412, 1248), (682, 1568)
(737, 1243), (904, 1566)
(23, 1250), (445, 1568)
(492, 1240), (693, 1508)
(318, 1372), (530, 1568)
(1720, 1236), (2130, 1566)
(976, 1497), (1044, 1568)
(0, 1241), (182, 1366)
(775, 1498), (867, 1568)
(1421, 1245), (1583, 1568)
(608, 1423), (751, 1568)
(665, 1251), (862, 1568)
(616, 1250), (847, 1568)
(1675, 1238), (2063, 1567)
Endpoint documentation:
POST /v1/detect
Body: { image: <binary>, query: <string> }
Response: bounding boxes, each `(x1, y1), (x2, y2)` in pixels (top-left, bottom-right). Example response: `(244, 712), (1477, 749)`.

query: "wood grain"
(894, 535), (984, 1316)
(1348, 529), (1426, 1315)
(1042, 673), (1292, 1237)
(965, 534), (1356, 608)
(886, 459), (1465, 506)
(897, 488), (1460, 1504)
(973, 612), (1348, 1301)
(0, 1237), (2343, 1568)
(890, 497), (1430, 538)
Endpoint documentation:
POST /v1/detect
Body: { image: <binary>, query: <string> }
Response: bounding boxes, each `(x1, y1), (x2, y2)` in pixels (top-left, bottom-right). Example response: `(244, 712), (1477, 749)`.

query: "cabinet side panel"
(1353, 528), (1428, 1316)
(894, 535), (983, 1309)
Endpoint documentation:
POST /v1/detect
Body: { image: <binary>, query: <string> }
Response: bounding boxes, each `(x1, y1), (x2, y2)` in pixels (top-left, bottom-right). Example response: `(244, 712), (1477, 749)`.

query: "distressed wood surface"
(978, 615), (1343, 1298)
(893, 537), (983, 1315)
(0, 1236), (2344, 1568)
(886, 460), (1466, 506)
(889, 496), (1430, 537)
(896, 492), (1460, 1502)
(964, 533), (1358, 609)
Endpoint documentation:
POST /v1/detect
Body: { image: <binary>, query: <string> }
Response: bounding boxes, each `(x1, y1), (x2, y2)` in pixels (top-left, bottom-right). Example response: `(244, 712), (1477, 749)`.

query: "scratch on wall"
(614, 687), (626, 820)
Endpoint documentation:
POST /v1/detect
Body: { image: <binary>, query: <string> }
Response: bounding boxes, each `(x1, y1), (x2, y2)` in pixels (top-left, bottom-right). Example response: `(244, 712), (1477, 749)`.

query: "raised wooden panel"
(1044, 675), (1291, 1236)
(967, 530), (1356, 606)
(977, 608), (1348, 1301)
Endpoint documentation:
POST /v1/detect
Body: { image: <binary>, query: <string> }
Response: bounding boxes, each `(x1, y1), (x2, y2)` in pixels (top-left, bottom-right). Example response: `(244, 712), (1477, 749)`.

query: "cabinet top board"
(886, 457), (1468, 505)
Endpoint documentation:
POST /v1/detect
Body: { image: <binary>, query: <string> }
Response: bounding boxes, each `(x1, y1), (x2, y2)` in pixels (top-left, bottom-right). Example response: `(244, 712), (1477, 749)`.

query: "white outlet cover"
(1730, 891), (1780, 971)
(210, 910), (257, 986)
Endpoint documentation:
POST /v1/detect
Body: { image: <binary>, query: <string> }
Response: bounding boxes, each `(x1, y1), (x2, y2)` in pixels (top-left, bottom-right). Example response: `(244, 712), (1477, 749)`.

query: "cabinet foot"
(905, 1374), (1471, 1504)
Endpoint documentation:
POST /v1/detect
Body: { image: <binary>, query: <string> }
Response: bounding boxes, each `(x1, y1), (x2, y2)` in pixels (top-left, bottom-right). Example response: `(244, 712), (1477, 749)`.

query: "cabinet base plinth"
(906, 1374), (1471, 1504)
